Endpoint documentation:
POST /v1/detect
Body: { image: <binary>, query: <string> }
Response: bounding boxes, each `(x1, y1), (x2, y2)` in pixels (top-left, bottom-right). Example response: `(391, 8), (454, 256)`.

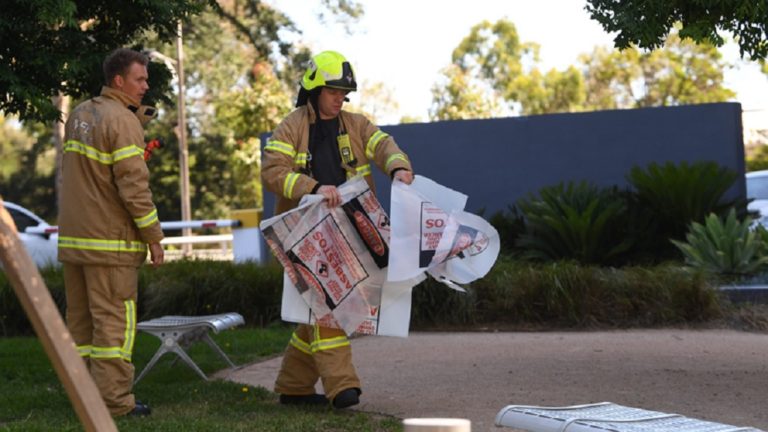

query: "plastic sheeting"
(260, 175), (499, 337)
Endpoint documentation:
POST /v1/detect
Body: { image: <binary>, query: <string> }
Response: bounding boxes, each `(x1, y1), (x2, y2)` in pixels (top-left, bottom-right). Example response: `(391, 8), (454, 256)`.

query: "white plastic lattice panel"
(494, 402), (764, 432)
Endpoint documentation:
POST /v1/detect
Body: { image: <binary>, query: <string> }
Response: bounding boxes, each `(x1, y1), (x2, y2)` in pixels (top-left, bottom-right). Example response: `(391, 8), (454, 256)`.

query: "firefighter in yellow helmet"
(262, 50), (414, 408)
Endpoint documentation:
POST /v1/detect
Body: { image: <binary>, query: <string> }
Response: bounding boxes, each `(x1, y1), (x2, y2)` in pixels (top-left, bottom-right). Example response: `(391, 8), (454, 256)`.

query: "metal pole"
(176, 20), (192, 254)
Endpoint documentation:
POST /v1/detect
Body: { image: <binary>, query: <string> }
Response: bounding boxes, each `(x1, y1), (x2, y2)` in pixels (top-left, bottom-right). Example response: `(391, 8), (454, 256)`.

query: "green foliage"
(410, 277), (477, 328)
(579, 33), (735, 110)
(0, 266), (65, 336)
(473, 257), (722, 327)
(0, 257), (726, 336)
(140, 260), (284, 327)
(488, 205), (526, 256)
(513, 65), (586, 115)
(0, 0), (211, 122)
(746, 141), (768, 172)
(0, 115), (36, 180)
(0, 261), (284, 336)
(672, 209), (768, 275)
(0, 328), (401, 431)
(448, 18), (588, 116)
(515, 181), (633, 265)
(429, 64), (504, 120)
(135, 4), (298, 220)
(0, 120), (57, 222)
(585, 0), (768, 61)
(627, 161), (741, 254)
(438, 18), (736, 117)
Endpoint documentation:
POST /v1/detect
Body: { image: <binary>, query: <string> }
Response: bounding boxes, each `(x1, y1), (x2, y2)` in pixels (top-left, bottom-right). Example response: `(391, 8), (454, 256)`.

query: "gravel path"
(219, 329), (768, 431)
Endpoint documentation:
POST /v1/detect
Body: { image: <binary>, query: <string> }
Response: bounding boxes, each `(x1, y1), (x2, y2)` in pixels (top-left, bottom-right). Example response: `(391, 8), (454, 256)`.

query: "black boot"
(279, 393), (330, 406)
(332, 388), (361, 409)
(128, 401), (151, 416)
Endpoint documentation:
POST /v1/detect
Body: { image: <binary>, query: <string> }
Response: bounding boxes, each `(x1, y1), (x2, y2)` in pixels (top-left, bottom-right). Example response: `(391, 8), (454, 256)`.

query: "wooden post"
(0, 198), (117, 432)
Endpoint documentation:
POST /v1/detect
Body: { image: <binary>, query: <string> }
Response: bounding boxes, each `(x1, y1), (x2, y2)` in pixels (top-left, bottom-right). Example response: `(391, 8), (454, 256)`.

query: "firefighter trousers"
(274, 323), (361, 401)
(63, 263), (138, 416)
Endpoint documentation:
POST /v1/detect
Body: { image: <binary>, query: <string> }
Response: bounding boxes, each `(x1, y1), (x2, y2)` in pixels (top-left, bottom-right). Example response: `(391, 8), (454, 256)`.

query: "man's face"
(317, 87), (349, 119)
(113, 62), (149, 103)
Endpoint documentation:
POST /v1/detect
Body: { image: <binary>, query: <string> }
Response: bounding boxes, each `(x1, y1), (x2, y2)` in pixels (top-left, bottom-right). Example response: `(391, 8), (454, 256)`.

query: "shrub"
(515, 181), (633, 265)
(488, 205), (526, 256)
(0, 261), (284, 336)
(410, 277), (478, 328)
(0, 258), (725, 335)
(0, 265), (64, 336)
(140, 260), (284, 326)
(627, 161), (741, 258)
(471, 257), (722, 327)
(671, 209), (768, 276)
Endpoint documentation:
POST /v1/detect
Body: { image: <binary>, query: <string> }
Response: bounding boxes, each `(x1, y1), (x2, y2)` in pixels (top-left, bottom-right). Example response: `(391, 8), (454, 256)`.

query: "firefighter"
(262, 50), (414, 408)
(58, 48), (164, 417)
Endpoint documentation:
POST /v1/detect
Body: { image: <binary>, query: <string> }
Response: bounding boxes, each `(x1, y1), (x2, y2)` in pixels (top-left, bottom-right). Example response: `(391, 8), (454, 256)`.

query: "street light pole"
(176, 20), (192, 254)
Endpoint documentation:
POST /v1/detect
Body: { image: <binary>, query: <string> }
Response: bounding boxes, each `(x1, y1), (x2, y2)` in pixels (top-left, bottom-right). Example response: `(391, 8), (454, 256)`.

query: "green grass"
(0, 326), (402, 432)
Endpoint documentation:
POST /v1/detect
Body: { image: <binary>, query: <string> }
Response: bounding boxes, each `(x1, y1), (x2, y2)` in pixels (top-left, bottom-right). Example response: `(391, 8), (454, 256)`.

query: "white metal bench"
(495, 402), (764, 432)
(134, 313), (245, 384)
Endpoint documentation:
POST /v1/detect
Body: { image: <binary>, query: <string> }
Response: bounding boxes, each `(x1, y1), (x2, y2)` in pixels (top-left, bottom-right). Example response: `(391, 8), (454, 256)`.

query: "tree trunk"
(52, 92), (70, 213)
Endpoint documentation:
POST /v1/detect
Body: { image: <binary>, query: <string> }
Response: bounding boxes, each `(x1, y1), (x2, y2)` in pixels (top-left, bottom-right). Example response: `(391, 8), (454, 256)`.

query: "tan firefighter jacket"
(58, 86), (163, 267)
(262, 103), (412, 215)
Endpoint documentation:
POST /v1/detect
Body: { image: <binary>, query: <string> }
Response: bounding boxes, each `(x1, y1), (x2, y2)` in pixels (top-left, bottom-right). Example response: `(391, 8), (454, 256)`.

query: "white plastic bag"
(389, 175), (500, 290)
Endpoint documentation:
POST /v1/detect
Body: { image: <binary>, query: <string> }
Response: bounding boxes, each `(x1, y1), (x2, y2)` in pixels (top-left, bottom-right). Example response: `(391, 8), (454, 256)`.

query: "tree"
(138, 0), (361, 219)
(345, 80), (400, 125)
(0, 121), (57, 221)
(429, 65), (504, 120)
(585, 0), (768, 61)
(450, 19), (533, 104)
(0, 0), (212, 123)
(0, 0), (363, 123)
(512, 66), (585, 115)
(435, 19), (736, 117)
(0, 0), (363, 221)
(580, 33), (735, 110)
(447, 19), (584, 116)
(0, 115), (36, 180)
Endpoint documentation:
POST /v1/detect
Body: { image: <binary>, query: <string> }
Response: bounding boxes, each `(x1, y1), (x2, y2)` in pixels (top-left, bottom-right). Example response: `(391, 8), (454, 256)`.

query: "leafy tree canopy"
(585, 0), (768, 60)
(0, 0), (213, 122)
(435, 18), (735, 118)
(0, 0), (363, 123)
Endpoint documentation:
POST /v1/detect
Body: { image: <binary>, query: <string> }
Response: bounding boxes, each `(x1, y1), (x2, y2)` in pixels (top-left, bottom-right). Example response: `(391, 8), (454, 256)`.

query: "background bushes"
(1, 259), (724, 337)
(0, 161), (755, 336)
(139, 260), (284, 326)
(494, 161), (747, 266)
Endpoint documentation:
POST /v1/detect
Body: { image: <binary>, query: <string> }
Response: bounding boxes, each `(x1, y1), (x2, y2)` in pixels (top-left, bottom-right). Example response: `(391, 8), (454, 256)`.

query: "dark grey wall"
(263, 102), (745, 219)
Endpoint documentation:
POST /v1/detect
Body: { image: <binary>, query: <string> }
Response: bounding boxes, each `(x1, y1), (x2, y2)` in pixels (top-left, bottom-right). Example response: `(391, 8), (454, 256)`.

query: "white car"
(2, 201), (59, 268)
(746, 170), (768, 228)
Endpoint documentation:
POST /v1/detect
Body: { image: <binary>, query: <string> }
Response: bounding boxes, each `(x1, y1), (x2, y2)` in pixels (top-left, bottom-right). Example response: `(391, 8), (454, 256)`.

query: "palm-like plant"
(628, 161), (740, 240)
(671, 209), (768, 275)
(516, 181), (633, 265)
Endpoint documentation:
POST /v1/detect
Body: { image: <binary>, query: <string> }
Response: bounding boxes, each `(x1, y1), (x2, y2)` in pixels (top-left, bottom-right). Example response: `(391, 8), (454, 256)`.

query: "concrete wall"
(263, 102), (745, 219)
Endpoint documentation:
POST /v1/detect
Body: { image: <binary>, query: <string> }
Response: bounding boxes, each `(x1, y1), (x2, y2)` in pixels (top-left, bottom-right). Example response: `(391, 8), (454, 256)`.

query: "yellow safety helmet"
(301, 50), (357, 92)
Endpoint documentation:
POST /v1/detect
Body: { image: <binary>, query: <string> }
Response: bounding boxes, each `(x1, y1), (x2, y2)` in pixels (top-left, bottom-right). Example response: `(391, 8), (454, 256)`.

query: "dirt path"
(219, 329), (768, 431)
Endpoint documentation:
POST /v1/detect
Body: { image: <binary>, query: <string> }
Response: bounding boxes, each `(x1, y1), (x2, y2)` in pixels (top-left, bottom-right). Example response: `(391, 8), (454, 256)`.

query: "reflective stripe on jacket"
(262, 103), (412, 215)
(58, 86), (163, 266)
